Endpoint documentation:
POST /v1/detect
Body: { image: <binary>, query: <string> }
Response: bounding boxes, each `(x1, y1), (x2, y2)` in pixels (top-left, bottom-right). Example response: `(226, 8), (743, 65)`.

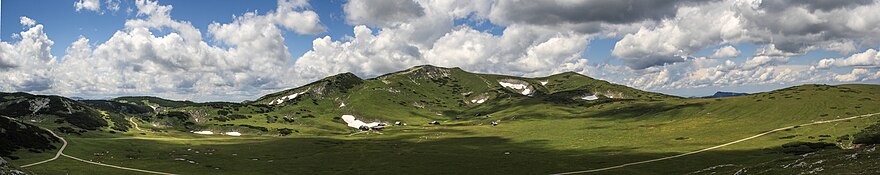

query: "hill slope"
(0, 93), (110, 130)
(2, 66), (880, 174)
(0, 116), (59, 159)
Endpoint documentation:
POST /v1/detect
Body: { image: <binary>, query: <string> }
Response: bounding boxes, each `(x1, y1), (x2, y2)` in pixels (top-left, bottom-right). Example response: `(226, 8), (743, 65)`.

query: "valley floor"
(11, 111), (880, 175)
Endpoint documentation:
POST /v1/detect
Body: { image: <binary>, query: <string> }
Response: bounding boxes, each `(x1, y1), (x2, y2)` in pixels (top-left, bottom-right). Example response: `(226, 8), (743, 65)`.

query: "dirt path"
(128, 117), (151, 133)
(551, 112), (880, 175)
(77, 137), (265, 141)
(60, 153), (174, 175)
(15, 118), (67, 168)
(13, 118), (175, 175)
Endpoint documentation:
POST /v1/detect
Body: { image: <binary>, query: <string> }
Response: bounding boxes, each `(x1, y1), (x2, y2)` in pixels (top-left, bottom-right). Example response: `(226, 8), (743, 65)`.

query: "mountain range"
(2, 65), (880, 174)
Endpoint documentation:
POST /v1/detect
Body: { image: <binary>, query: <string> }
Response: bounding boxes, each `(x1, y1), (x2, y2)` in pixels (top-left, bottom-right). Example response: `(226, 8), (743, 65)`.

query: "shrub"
(239, 124), (269, 132)
(278, 128), (294, 136)
(0, 118), (60, 158)
(854, 122), (880, 144)
(266, 116), (277, 123)
(65, 109), (109, 130)
(781, 142), (836, 155)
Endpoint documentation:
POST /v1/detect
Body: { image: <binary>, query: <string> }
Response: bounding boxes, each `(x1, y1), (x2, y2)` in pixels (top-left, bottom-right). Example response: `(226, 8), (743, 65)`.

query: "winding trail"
(128, 117), (147, 132)
(78, 137), (265, 141)
(60, 154), (174, 175)
(11, 116), (175, 175)
(16, 118), (66, 168)
(551, 112), (880, 175)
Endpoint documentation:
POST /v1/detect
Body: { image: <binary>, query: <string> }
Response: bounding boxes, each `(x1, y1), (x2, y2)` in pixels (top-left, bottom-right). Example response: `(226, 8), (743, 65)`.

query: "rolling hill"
(1, 65), (880, 174)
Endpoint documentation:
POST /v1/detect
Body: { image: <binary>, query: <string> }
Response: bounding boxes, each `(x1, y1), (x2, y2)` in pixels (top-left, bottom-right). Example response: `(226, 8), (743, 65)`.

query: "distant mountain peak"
(706, 91), (748, 98)
(253, 64), (677, 106)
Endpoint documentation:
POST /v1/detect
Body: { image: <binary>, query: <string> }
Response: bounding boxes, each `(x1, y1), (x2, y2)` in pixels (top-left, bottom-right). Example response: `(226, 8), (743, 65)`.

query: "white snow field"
(269, 91), (306, 105)
(470, 96), (488, 104)
(581, 95), (599, 100)
(193, 131), (214, 135)
(498, 81), (533, 95)
(341, 115), (383, 129)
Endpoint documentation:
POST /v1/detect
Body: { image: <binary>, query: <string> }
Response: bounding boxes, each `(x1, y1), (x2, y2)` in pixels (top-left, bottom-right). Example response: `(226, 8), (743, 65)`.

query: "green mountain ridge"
(256, 65), (674, 106)
(2, 65), (880, 174)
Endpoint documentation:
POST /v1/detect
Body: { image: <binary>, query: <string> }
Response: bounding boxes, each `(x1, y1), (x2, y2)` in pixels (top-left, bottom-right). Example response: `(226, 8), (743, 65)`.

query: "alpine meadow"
(3, 0), (880, 175)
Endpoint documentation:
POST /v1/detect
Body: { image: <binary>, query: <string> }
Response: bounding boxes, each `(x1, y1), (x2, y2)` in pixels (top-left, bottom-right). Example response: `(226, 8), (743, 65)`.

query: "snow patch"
(341, 115), (383, 129)
(470, 96), (488, 104)
(269, 91), (306, 105)
(540, 81), (548, 86)
(193, 131), (214, 135)
(499, 81), (528, 90)
(471, 98), (487, 104)
(225, 132), (242, 136)
(581, 95), (599, 100)
(498, 81), (533, 95)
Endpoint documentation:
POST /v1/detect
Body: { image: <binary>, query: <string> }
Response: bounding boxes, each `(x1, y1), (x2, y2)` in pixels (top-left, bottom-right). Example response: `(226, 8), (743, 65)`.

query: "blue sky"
(2, 0), (343, 59)
(2, 0), (832, 70)
(1, 0), (879, 101)
(1, 0), (515, 62)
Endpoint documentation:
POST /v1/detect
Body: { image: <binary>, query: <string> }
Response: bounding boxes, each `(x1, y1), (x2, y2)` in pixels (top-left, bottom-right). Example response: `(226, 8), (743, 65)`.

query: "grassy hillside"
(112, 96), (195, 108)
(0, 117), (59, 159)
(237, 65), (678, 134)
(691, 122), (880, 174)
(0, 93), (137, 158)
(2, 65), (880, 174)
(81, 100), (154, 115)
(0, 93), (111, 130)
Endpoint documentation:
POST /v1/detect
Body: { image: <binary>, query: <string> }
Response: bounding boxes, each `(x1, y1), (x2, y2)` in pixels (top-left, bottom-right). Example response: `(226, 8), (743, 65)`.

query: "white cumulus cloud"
(817, 49), (880, 69)
(344, 0), (426, 26)
(834, 68), (880, 82)
(711, 46), (740, 59)
(2, 0), (325, 101)
(0, 18), (56, 92)
(74, 0), (101, 12)
(19, 16), (37, 27)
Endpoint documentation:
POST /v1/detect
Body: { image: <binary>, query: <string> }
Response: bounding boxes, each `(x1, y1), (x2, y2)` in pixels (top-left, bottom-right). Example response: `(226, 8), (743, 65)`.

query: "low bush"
(780, 142), (836, 155)
(853, 122), (880, 144)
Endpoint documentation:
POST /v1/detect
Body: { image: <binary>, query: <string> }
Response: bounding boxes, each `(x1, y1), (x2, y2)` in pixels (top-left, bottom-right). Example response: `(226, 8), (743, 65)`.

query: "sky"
(1, 0), (879, 102)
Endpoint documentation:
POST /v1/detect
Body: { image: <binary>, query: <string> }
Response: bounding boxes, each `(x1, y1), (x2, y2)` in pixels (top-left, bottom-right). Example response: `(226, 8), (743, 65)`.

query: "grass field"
(4, 67), (880, 174)
(13, 108), (880, 174)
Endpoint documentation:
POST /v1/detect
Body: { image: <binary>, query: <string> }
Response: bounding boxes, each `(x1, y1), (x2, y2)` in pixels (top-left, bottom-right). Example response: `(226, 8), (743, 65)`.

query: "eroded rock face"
(27, 98), (50, 115)
(0, 157), (30, 175)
